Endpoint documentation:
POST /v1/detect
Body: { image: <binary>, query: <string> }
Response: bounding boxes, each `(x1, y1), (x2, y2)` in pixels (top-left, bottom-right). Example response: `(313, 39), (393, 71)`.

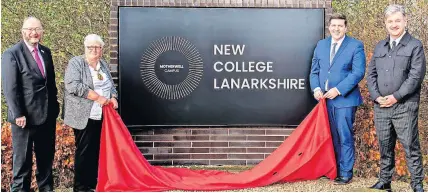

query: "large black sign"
(118, 7), (324, 127)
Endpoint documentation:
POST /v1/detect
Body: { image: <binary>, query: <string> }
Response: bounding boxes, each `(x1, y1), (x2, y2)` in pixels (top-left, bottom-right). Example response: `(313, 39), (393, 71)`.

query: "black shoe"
(413, 184), (424, 192)
(334, 177), (352, 185)
(38, 188), (54, 192)
(73, 187), (95, 192)
(370, 181), (392, 192)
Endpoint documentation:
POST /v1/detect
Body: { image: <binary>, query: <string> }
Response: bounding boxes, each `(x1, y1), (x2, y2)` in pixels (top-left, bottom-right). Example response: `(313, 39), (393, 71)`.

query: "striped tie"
(330, 42), (338, 65)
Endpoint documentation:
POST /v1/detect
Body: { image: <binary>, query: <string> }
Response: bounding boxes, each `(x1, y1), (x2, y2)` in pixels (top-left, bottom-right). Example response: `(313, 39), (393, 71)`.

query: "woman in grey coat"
(64, 34), (118, 192)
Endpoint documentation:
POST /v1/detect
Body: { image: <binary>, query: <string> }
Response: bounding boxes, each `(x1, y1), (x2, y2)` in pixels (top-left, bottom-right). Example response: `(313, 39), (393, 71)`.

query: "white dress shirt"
(390, 31), (406, 49)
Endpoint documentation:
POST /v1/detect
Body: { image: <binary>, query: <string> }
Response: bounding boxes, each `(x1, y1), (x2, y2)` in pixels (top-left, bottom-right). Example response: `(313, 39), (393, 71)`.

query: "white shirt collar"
(390, 31), (406, 47)
(331, 35), (345, 47)
(24, 40), (39, 53)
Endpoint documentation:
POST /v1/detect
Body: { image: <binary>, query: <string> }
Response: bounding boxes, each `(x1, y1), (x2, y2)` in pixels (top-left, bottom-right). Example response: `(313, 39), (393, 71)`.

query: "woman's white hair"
(385, 4), (406, 18)
(84, 34), (105, 47)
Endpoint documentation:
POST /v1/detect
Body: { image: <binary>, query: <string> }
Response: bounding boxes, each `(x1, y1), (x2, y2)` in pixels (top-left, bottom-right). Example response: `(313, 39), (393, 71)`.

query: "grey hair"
(385, 4), (406, 18)
(22, 16), (42, 29)
(84, 34), (105, 47)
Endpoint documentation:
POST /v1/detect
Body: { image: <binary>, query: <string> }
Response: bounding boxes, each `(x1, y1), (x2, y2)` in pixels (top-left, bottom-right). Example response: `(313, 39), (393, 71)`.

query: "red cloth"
(96, 99), (336, 192)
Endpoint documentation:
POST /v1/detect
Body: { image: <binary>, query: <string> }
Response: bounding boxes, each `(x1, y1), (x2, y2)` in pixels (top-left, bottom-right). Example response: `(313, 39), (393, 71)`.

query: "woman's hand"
(110, 98), (119, 109)
(96, 96), (109, 106)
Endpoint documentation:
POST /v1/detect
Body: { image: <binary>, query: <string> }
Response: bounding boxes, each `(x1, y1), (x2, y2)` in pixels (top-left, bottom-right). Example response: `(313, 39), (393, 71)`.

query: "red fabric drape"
(96, 99), (336, 192)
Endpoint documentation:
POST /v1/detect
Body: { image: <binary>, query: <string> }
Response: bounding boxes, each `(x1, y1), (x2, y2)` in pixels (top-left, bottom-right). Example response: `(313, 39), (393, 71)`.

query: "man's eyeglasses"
(22, 28), (44, 33)
(86, 46), (102, 51)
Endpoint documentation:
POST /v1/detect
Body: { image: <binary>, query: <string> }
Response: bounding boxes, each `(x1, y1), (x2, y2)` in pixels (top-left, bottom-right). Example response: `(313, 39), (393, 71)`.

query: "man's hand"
(376, 96), (387, 105)
(15, 116), (26, 128)
(323, 88), (340, 99)
(314, 90), (323, 101)
(380, 95), (398, 107)
(110, 98), (119, 109)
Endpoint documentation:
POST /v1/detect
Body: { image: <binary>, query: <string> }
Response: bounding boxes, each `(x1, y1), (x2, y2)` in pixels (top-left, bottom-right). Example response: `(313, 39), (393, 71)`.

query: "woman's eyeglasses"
(86, 46), (102, 51)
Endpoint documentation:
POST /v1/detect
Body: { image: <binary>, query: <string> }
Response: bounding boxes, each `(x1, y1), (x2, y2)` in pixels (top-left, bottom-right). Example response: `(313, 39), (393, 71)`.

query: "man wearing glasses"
(1, 17), (59, 191)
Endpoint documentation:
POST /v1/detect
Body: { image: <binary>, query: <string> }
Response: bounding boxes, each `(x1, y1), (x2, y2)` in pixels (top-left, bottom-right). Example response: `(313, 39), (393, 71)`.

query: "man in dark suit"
(367, 4), (426, 192)
(1, 17), (59, 191)
(310, 13), (366, 185)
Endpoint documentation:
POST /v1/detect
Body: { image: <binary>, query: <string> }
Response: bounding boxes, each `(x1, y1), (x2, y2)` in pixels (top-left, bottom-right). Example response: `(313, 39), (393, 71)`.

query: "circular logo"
(140, 36), (203, 100)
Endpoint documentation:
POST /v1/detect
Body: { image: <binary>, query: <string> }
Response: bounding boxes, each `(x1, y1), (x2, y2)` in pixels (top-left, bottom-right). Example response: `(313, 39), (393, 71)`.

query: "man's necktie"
(34, 46), (45, 78)
(392, 41), (397, 51)
(330, 42), (338, 65)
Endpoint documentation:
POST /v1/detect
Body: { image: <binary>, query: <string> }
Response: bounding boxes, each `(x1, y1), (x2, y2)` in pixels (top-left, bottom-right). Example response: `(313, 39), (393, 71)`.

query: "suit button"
(389, 55), (392, 57)
(386, 69), (389, 72)
(385, 84), (388, 87)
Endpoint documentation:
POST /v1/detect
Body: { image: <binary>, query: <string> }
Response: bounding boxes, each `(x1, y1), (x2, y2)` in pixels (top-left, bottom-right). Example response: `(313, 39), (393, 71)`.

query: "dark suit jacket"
(367, 32), (426, 103)
(1, 40), (59, 126)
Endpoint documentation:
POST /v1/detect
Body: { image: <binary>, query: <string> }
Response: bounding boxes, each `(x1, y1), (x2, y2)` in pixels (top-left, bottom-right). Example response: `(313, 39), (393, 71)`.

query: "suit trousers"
(73, 119), (102, 191)
(374, 102), (424, 187)
(326, 100), (356, 178)
(10, 118), (56, 192)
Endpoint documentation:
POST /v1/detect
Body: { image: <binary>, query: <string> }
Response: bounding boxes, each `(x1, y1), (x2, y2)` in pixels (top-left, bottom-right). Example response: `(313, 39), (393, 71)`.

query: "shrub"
(1, 123), (75, 191)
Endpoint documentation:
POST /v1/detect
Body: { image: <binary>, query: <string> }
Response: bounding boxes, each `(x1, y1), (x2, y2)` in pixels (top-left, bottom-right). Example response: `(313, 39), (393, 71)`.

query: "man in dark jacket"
(1, 16), (59, 191)
(367, 4), (426, 192)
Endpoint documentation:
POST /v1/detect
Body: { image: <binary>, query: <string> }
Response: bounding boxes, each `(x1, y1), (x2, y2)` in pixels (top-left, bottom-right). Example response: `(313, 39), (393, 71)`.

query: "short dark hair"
(329, 13), (347, 26)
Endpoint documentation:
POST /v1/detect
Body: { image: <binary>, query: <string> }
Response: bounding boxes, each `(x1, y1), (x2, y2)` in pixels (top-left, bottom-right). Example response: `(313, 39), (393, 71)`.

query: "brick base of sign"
(131, 127), (294, 165)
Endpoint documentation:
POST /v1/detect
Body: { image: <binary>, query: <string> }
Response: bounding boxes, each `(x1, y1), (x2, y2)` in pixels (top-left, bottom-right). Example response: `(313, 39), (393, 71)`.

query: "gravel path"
(168, 177), (417, 192)
(218, 177), (416, 192)
(56, 177), (422, 192)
